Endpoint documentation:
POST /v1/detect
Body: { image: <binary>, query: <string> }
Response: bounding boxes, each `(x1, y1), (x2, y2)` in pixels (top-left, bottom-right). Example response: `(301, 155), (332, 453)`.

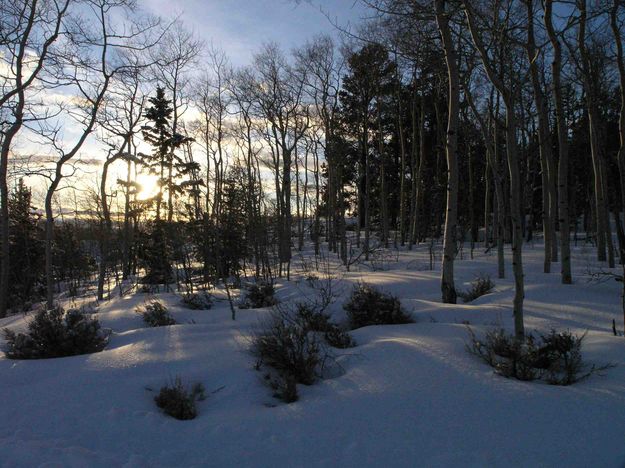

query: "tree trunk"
(435, 0), (459, 304)
(397, 70), (407, 245)
(611, 0), (625, 269)
(577, 0), (610, 265)
(464, 1), (524, 338)
(378, 95), (389, 248)
(544, 0), (572, 284)
(526, 0), (557, 273)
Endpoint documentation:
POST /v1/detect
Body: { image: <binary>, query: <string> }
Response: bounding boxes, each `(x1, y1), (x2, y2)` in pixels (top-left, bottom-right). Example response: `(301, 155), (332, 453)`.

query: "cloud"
(139, 0), (366, 65)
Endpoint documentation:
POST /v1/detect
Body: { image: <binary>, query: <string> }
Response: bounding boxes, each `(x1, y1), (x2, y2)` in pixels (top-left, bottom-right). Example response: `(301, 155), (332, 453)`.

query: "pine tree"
(141, 86), (198, 221)
(7, 180), (45, 309)
(138, 220), (174, 285)
(339, 44), (395, 257)
(218, 166), (249, 278)
(138, 86), (199, 285)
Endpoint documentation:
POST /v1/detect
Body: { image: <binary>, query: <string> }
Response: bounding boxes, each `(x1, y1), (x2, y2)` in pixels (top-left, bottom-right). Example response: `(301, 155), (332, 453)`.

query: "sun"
(136, 174), (160, 201)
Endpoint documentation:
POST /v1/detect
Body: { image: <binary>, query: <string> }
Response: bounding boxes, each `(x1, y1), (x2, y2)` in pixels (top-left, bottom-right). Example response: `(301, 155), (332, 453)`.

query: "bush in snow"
(180, 291), (213, 310)
(466, 327), (540, 381)
(154, 377), (205, 420)
(295, 303), (355, 349)
(343, 284), (413, 329)
(264, 372), (299, 403)
(251, 310), (322, 386)
(140, 283), (158, 294)
(251, 306), (335, 402)
(251, 302), (353, 403)
(137, 301), (176, 327)
(294, 303), (332, 332)
(2, 306), (108, 359)
(459, 274), (495, 303)
(466, 327), (609, 385)
(239, 282), (278, 309)
(539, 329), (596, 385)
(323, 325), (356, 349)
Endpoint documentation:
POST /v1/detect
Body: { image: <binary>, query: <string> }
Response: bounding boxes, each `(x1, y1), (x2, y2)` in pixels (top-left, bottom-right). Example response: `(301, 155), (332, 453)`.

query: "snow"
(1, 242), (625, 467)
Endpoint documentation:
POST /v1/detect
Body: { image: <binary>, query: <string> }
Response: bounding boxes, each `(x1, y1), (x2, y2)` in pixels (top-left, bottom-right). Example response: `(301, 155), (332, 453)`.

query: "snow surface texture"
(1, 242), (624, 467)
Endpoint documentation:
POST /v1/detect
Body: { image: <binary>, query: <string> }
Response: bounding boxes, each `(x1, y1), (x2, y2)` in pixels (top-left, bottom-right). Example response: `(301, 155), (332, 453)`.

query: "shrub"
(343, 284), (413, 329)
(140, 284), (158, 294)
(466, 327), (540, 381)
(265, 372), (299, 403)
(251, 303), (355, 402)
(295, 303), (355, 349)
(294, 303), (332, 332)
(181, 291), (213, 310)
(305, 273), (320, 283)
(466, 326), (608, 385)
(137, 301), (176, 327)
(459, 274), (495, 303)
(154, 377), (205, 420)
(324, 325), (356, 349)
(3, 306), (108, 359)
(251, 312), (322, 386)
(240, 283), (278, 309)
(539, 329), (589, 385)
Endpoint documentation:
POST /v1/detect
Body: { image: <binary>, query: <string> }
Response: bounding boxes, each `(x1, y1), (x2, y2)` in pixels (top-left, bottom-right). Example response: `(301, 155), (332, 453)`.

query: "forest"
(1, 0), (625, 466)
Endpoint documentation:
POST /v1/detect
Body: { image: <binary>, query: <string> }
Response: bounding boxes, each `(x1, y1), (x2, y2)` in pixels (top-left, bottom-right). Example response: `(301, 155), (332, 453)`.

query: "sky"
(140, 0), (370, 66)
(15, 1), (371, 209)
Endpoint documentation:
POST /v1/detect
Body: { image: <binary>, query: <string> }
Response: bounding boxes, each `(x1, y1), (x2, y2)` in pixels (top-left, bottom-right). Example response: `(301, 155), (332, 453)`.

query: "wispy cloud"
(139, 0), (366, 65)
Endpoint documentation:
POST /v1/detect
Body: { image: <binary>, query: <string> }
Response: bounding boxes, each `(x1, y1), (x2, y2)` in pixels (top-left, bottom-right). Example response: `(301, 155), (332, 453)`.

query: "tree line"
(2, 0), (625, 336)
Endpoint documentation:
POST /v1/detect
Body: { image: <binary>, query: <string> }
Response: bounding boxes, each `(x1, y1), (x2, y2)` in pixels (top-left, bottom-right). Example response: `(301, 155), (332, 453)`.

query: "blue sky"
(141, 0), (369, 65)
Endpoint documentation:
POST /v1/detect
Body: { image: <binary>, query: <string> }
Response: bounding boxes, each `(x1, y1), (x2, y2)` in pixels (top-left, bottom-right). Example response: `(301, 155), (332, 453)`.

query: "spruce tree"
(7, 180), (45, 310)
(141, 86), (198, 220)
(139, 86), (198, 285)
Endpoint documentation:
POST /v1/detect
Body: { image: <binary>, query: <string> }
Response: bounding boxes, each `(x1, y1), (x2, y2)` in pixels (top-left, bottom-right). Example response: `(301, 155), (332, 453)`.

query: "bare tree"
(569, 0), (614, 267)
(524, 0), (557, 273)
(32, 0), (160, 308)
(462, 0), (526, 338)
(0, 0), (69, 316)
(151, 21), (202, 222)
(435, 0), (460, 304)
(543, 0), (572, 284)
(192, 45), (231, 220)
(252, 43), (310, 279)
(95, 59), (147, 300)
(295, 35), (344, 259)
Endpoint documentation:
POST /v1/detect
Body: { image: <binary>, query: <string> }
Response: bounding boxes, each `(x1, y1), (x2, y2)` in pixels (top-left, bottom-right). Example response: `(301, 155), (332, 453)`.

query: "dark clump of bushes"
(343, 284), (413, 329)
(324, 325), (356, 349)
(295, 303), (332, 332)
(295, 304), (355, 349)
(251, 303), (355, 403)
(2, 305), (109, 359)
(466, 326), (610, 385)
(265, 372), (298, 404)
(137, 301), (176, 327)
(154, 377), (206, 420)
(459, 274), (495, 303)
(252, 311), (322, 387)
(240, 282), (278, 309)
(181, 291), (213, 310)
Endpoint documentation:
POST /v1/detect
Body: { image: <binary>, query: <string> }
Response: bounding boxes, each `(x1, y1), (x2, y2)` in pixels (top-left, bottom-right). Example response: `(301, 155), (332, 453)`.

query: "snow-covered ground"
(1, 241), (625, 467)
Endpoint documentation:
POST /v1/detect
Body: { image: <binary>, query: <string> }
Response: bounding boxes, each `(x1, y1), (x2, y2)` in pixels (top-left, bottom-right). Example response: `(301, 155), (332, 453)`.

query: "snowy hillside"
(1, 243), (624, 467)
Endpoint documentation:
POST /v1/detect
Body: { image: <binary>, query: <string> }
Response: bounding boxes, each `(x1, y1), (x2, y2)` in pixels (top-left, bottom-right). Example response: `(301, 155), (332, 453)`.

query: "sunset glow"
(136, 174), (159, 201)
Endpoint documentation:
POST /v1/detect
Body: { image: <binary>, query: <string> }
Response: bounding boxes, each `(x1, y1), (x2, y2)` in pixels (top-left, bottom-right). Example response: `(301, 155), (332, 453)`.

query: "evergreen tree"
(338, 44), (396, 252)
(141, 86), (198, 221)
(218, 165), (249, 278)
(138, 220), (174, 285)
(7, 180), (45, 309)
(53, 222), (96, 297)
(138, 86), (199, 285)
